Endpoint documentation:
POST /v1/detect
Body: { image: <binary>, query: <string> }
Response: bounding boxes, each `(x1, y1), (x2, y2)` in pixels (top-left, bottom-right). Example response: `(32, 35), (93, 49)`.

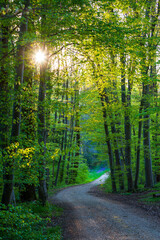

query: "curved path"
(52, 174), (160, 240)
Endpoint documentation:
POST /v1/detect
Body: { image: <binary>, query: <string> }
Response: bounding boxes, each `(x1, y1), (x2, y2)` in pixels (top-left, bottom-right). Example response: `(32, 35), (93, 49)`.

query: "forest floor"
(50, 174), (160, 240)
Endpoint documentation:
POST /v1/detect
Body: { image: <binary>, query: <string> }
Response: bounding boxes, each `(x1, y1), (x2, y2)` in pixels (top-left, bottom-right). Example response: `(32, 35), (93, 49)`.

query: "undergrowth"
(0, 201), (62, 240)
(102, 174), (160, 204)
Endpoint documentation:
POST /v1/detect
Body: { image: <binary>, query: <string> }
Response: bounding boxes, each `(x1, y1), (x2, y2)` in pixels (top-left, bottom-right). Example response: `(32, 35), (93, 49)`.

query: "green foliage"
(0, 204), (46, 240)
(15, 146), (39, 186)
(24, 200), (63, 218)
(76, 163), (89, 184)
(140, 192), (160, 203)
(101, 174), (113, 193)
(0, 202), (62, 240)
(102, 174), (128, 193)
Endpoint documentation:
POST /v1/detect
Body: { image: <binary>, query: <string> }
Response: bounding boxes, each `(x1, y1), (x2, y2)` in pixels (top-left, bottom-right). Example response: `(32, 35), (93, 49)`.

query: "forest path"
(51, 174), (160, 240)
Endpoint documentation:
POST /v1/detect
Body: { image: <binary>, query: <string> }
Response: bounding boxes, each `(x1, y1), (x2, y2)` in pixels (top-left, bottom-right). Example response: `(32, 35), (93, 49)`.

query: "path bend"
(51, 174), (160, 240)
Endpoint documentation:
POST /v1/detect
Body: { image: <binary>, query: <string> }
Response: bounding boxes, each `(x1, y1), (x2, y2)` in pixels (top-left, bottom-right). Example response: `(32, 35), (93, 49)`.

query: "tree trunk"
(72, 87), (80, 182)
(60, 79), (69, 182)
(20, 44), (37, 202)
(54, 149), (63, 186)
(134, 99), (143, 189)
(1, 9), (12, 205)
(141, 0), (159, 189)
(110, 121), (124, 191)
(54, 115), (64, 186)
(120, 53), (133, 191)
(143, 83), (154, 187)
(100, 96), (117, 193)
(2, 0), (30, 205)
(59, 112), (68, 182)
(66, 95), (74, 184)
(37, 59), (48, 205)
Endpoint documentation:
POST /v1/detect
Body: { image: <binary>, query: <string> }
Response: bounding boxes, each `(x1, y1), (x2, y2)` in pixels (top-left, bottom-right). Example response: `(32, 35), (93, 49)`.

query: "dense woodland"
(0, 0), (160, 210)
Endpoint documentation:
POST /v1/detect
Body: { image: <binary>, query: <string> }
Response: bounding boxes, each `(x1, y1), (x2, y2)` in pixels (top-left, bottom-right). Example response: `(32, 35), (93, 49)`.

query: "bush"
(0, 204), (47, 240)
(76, 163), (89, 184)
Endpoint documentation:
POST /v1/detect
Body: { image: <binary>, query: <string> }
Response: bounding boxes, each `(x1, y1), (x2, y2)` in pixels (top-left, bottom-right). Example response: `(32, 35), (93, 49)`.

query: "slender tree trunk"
(134, 99), (143, 189)
(147, 1), (159, 183)
(2, 0), (30, 205)
(54, 134), (64, 186)
(110, 50), (125, 172)
(66, 95), (74, 184)
(143, 83), (154, 187)
(154, 112), (160, 183)
(141, 0), (158, 188)
(120, 53), (133, 191)
(52, 111), (58, 186)
(72, 87), (80, 182)
(110, 121), (124, 191)
(0, 6), (10, 150)
(20, 44), (37, 202)
(37, 59), (48, 205)
(54, 111), (65, 186)
(54, 82), (65, 186)
(151, 74), (160, 183)
(59, 112), (68, 182)
(60, 79), (69, 182)
(0, 8), (12, 205)
(46, 69), (52, 139)
(100, 96), (117, 192)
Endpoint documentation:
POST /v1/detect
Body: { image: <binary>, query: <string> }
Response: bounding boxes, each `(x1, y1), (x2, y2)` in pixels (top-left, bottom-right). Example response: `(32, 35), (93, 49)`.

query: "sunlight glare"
(35, 50), (46, 63)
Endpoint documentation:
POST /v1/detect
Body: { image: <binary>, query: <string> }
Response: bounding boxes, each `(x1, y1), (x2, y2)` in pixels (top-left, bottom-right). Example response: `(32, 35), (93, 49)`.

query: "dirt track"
(51, 174), (160, 240)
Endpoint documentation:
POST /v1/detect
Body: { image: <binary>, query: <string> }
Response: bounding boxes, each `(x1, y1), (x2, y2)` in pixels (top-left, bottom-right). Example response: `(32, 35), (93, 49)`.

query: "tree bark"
(60, 79), (69, 182)
(19, 44), (37, 202)
(120, 53), (133, 191)
(134, 99), (143, 189)
(66, 94), (74, 184)
(143, 83), (154, 187)
(72, 87), (80, 182)
(37, 60), (48, 205)
(0, 7), (12, 205)
(100, 95), (117, 193)
(1, 0), (30, 205)
(110, 121), (124, 191)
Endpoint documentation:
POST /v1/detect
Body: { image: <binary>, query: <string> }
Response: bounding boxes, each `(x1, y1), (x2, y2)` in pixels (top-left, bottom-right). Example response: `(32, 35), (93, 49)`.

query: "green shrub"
(0, 204), (47, 240)
(76, 163), (89, 183)
(23, 200), (63, 218)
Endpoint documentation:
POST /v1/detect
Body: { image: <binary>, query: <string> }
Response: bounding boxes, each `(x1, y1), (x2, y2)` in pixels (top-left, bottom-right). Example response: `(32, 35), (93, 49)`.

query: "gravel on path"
(50, 174), (160, 240)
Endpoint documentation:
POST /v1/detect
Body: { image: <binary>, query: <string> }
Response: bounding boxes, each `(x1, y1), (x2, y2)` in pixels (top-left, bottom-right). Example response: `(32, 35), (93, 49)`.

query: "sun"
(35, 50), (46, 63)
